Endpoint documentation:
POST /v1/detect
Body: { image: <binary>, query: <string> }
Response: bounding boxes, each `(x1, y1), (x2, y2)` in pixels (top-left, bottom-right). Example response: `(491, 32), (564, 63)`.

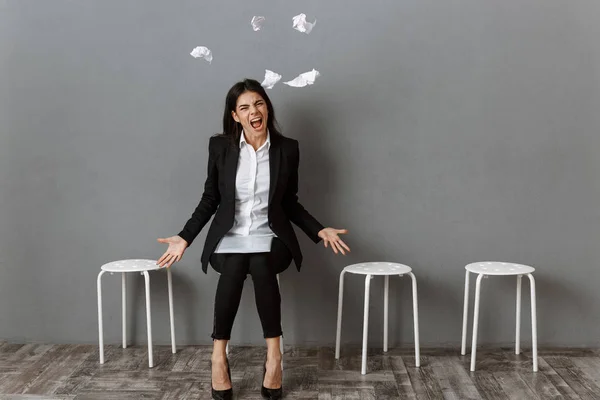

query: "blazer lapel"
(269, 135), (281, 206)
(224, 141), (240, 201)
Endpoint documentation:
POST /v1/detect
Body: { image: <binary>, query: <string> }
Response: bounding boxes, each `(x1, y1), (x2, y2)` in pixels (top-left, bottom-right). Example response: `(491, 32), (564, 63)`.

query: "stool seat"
(101, 259), (161, 273)
(344, 262), (412, 275)
(465, 261), (535, 276)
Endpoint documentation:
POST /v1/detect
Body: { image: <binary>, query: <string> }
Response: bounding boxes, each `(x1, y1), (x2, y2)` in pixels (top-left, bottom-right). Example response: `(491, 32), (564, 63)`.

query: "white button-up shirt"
(214, 131), (275, 253)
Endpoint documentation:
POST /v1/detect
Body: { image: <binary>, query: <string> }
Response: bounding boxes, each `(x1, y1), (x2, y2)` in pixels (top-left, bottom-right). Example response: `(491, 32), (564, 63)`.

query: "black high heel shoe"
(211, 358), (232, 400)
(261, 359), (283, 400)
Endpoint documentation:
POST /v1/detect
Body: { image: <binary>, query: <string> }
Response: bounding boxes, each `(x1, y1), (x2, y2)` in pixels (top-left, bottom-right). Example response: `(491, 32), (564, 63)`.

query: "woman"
(156, 79), (350, 400)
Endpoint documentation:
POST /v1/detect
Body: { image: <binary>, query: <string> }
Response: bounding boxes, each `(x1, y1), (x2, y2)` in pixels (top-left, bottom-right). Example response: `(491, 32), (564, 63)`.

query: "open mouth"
(250, 117), (263, 130)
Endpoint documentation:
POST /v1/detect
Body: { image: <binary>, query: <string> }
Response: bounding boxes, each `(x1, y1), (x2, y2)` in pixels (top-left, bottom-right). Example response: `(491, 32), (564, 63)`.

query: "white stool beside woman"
(335, 262), (420, 375)
(97, 259), (176, 368)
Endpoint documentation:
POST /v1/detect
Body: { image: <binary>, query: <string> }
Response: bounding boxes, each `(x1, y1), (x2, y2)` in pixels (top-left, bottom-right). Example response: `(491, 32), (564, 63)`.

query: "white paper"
(261, 69), (282, 89)
(284, 69), (321, 88)
(190, 46), (213, 63)
(292, 13), (316, 34)
(251, 16), (266, 31)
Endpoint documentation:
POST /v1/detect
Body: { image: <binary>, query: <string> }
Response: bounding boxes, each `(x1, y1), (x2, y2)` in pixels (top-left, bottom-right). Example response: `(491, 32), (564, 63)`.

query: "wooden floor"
(1, 342), (599, 399)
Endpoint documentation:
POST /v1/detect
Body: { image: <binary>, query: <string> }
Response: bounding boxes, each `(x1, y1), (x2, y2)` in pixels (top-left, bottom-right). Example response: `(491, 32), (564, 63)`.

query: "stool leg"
(383, 275), (389, 353)
(335, 271), (346, 360)
(515, 275), (522, 355)
(97, 270), (106, 364)
(361, 274), (372, 375)
(122, 273), (127, 349)
(167, 267), (176, 354)
(528, 274), (538, 372)
(335, 270), (346, 360)
(143, 271), (153, 368)
(470, 274), (484, 372)
(408, 272), (420, 367)
(461, 270), (470, 356)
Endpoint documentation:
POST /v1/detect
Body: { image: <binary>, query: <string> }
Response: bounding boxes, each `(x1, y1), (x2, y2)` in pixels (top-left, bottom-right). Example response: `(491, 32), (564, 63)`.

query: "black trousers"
(209, 238), (293, 340)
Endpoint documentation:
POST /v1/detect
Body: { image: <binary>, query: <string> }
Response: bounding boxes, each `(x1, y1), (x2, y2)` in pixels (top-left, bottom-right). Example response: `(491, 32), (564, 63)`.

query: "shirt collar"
(240, 130), (271, 150)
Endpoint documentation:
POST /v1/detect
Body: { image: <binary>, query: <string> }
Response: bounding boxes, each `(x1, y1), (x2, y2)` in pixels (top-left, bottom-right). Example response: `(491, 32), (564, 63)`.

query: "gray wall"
(2, 0), (600, 348)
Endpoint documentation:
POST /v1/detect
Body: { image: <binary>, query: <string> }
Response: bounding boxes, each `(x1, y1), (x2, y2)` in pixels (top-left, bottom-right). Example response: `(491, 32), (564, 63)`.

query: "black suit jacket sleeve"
(283, 140), (325, 243)
(177, 136), (221, 245)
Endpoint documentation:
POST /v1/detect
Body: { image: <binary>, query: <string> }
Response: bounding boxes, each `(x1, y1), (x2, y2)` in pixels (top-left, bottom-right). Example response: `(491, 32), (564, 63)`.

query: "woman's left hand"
(318, 228), (351, 255)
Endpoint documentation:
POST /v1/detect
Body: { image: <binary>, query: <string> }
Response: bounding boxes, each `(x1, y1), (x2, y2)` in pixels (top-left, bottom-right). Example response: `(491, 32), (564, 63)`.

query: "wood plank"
(159, 370), (209, 400)
(493, 371), (540, 400)
(77, 370), (165, 392)
(317, 385), (376, 400)
(74, 391), (160, 399)
(471, 371), (509, 400)
(405, 354), (444, 399)
(4, 345), (54, 364)
(572, 356), (600, 387)
(545, 356), (600, 399)
(0, 345), (65, 394)
(0, 395), (75, 400)
(518, 361), (565, 399)
(23, 345), (89, 395)
(0, 345), (598, 399)
(430, 356), (481, 400)
(535, 357), (580, 399)
(389, 355), (418, 400)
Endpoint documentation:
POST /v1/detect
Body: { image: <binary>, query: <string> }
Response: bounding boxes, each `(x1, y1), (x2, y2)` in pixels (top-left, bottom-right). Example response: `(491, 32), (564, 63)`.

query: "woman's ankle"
(212, 354), (227, 364)
(211, 339), (228, 363)
(266, 353), (282, 365)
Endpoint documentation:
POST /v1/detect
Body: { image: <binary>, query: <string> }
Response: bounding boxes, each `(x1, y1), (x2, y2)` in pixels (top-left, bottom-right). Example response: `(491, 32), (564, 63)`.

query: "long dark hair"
(220, 79), (283, 145)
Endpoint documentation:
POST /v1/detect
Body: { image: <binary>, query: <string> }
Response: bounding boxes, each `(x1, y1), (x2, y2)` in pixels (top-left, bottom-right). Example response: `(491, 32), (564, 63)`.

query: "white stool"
(97, 259), (176, 368)
(335, 262), (420, 375)
(460, 262), (538, 372)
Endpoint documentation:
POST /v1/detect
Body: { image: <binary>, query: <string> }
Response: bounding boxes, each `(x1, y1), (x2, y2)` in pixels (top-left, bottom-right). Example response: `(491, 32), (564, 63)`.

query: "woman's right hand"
(156, 235), (189, 268)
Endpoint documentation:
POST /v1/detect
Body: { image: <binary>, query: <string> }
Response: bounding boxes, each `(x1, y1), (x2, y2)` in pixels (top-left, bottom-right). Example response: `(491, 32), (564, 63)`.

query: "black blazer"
(178, 134), (324, 273)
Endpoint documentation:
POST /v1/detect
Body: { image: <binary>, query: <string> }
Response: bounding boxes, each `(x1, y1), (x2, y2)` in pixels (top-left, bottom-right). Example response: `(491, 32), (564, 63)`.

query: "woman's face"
(231, 91), (269, 136)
